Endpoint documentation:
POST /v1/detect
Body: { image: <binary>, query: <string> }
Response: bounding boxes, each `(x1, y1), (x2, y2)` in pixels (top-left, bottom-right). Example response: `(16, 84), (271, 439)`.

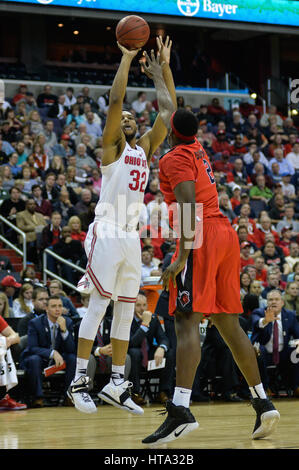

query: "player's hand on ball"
(160, 259), (186, 291)
(117, 42), (141, 58)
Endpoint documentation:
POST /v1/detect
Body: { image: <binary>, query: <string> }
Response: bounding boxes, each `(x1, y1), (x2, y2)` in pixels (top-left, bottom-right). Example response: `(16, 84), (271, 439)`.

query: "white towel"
(0, 336), (18, 391)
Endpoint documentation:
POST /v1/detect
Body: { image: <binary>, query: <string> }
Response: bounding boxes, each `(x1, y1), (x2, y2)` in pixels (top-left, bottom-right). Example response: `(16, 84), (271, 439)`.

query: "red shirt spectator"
(240, 242), (255, 270)
(212, 131), (232, 155)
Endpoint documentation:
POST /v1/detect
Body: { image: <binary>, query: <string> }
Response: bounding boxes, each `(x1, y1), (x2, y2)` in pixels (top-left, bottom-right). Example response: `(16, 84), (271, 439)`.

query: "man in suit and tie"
(251, 289), (299, 397)
(128, 292), (175, 406)
(20, 295), (76, 408)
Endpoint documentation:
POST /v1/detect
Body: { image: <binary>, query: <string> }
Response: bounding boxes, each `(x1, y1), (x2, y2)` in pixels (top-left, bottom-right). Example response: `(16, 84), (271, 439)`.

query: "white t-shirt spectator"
(286, 151), (299, 170)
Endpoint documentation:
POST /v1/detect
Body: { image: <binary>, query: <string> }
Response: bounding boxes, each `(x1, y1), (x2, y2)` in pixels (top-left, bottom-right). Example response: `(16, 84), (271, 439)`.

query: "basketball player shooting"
(67, 37), (176, 414)
(142, 108), (280, 444)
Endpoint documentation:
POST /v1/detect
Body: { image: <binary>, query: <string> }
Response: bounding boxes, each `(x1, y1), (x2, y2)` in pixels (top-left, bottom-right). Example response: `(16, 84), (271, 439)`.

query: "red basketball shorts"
(169, 218), (243, 316)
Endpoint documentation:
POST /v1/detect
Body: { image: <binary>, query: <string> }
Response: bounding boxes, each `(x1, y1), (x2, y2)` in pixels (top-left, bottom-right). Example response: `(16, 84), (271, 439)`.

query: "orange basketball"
(116, 15), (150, 50)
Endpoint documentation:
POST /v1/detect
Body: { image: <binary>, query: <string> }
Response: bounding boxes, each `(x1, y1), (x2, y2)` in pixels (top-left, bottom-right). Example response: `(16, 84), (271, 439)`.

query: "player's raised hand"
(160, 259), (186, 291)
(142, 50), (165, 80)
(117, 42), (141, 59)
(156, 35), (172, 65)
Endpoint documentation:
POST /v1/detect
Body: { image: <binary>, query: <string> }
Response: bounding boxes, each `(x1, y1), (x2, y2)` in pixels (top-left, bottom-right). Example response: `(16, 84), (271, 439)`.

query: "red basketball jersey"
(159, 139), (225, 220)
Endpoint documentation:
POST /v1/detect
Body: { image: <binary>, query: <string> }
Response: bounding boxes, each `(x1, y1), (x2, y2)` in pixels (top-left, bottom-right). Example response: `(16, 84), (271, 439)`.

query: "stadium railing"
(42, 248), (85, 292)
(0, 215), (27, 269)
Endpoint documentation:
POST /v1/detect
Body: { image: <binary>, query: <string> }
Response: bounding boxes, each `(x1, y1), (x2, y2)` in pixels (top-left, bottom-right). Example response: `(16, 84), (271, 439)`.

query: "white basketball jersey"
(95, 142), (149, 229)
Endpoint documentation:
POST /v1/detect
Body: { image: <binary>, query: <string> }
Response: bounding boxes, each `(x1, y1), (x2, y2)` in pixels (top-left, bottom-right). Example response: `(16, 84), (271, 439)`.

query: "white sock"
(111, 365), (125, 386)
(250, 383), (267, 399)
(172, 387), (192, 408)
(74, 358), (89, 381)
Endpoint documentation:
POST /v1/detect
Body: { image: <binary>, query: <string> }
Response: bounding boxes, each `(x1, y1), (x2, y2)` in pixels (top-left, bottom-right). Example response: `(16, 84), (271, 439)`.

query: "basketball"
(116, 15), (150, 50)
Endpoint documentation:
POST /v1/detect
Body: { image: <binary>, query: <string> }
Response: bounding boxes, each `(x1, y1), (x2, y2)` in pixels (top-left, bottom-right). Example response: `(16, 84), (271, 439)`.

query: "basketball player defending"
(142, 108), (280, 444)
(68, 38), (176, 414)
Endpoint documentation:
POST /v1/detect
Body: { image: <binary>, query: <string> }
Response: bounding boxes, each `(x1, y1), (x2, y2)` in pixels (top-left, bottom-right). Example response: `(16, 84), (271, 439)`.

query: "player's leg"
(211, 313), (280, 439)
(98, 300), (144, 414)
(142, 310), (201, 444)
(68, 289), (110, 413)
(214, 224), (280, 439)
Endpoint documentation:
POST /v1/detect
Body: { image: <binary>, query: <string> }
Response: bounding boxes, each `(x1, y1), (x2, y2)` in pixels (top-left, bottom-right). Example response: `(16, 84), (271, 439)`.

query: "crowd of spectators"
(0, 81), (299, 409)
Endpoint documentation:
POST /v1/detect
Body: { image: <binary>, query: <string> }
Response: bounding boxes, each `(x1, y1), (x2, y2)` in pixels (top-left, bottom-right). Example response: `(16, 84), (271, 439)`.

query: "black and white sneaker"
(98, 381), (144, 415)
(67, 376), (97, 414)
(142, 400), (199, 445)
(251, 398), (280, 439)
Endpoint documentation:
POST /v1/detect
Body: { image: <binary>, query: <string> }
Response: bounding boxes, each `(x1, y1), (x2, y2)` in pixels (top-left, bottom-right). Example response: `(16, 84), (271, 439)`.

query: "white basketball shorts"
(77, 220), (141, 303)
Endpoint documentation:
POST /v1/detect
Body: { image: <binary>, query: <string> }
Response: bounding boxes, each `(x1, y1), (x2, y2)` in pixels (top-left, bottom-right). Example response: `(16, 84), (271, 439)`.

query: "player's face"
(121, 112), (137, 141)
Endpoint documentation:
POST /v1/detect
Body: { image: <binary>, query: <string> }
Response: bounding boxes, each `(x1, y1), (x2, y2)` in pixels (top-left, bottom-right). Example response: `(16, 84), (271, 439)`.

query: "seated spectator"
(28, 110), (44, 136)
(41, 211), (62, 250)
(212, 131), (232, 157)
(261, 240), (286, 272)
(42, 172), (59, 203)
(286, 141), (299, 171)
(0, 165), (14, 192)
(21, 266), (42, 287)
(249, 162), (273, 189)
(280, 173), (296, 200)
(20, 295), (76, 408)
(278, 226), (295, 256)
(128, 292), (174, 405)
(0, 275), (21, 308)
(233, 203), (256, 231)
(144, 178), (159, 205)
(219, 193), (235, 223)
(230, 184), (242, 211)
(268, 134), (287, 159)
(41, 120), (57, 149)
(244, 143), (269, 170)
(36, 84), (58, 110)
(67, 215), (86, 246)
(16, 198), (47, 265)
(240, 241), (255, 270)
(240, 271), (252, 300)
(7, 152), (22, 178)
(48, 280), (79, 322)
(31, 184), (52, 221)
(31, 142), (49, 174)
(283, 282), (299, 319)
(284, 243), (299, 276)
(231, 159), (249, 189)
(260, 105), (283, 129)
(46, 155), (65, 178)
(230, 133), (248, 156)
(17, 287), (49, 337)
(15, 141), (29, 166)
(252, 214), (280, 248)
(90, 167), (102, 196)
(147, 190), (168, 230)
(131, 91), (148, 117)
(52, 188), (78, 225)
(79, 201), (96, 233)
(84, 111), (102, 138)
(0, 292), (13, 318)
(269, 148), (295, 176)
(268, 194), (286, 224)
(66, 104), (85, 128)
(254, 256), (268, 284)
(141, 246), (161, 283)
(249, 280), (268, 309)
(251, 290), (299, 397)
(74, 188), (95, 216)
(0, 315), (27, 410)
(75, 143), (97, 174)
(207, 97), (227, 123)
(55, 173), (78, 205)
(20, 166), (39, 193)
(12, 283), (34, 319)
(66, 165), (84, 194)
(51, 134), (74, 160)
(53, 226), (85, 287)
(249, 175), (273, 203)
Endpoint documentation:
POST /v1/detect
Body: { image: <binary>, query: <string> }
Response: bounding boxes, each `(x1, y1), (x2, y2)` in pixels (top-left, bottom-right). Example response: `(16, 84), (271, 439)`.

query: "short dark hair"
(32, 287), (48, 300)
(48, 294), (62, 304)
(31, 184), (42, 192)
(172, 109), (198, 138)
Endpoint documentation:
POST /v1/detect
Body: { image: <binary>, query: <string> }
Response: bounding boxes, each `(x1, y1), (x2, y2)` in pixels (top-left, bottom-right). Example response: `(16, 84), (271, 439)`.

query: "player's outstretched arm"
(138, 36), (177, 163)
(102, 44), (140, 164)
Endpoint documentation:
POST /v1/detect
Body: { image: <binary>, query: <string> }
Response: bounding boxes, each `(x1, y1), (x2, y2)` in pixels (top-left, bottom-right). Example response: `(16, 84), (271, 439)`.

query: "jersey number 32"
(129, 169), (147, 192)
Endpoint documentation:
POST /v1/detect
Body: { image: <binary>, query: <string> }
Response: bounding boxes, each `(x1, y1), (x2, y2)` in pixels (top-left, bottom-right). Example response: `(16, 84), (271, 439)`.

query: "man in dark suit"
(20, 295), (76, 407)
(128, 292), (175, 405)
(251, 289), (299, 396)
(17, 287), (49, 337)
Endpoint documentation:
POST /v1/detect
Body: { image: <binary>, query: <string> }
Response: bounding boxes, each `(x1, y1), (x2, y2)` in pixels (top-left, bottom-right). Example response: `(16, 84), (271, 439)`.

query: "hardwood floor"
(0, 399), (298, 450)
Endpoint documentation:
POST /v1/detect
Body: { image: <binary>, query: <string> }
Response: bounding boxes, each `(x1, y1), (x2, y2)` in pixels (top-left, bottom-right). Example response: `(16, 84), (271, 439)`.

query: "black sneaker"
(142, 400), (199, 445)
(251, 398), (280, 439)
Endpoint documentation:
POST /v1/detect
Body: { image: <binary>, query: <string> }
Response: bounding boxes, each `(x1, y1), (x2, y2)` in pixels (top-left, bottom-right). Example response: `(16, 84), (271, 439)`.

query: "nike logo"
(174, 425), (188, 437)
(179, 391), (190, 394)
